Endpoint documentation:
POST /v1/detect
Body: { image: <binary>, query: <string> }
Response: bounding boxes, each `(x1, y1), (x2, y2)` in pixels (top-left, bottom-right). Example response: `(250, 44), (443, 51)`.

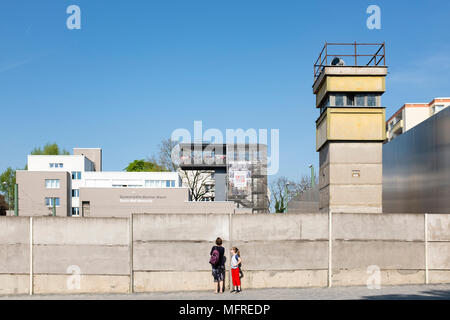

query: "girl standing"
(230, 247), (242, 293)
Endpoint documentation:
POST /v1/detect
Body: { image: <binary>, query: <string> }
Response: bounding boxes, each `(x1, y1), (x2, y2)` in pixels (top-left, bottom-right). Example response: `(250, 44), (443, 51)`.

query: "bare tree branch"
(269, 175), (316, 213)
(179, 170), (214, 201)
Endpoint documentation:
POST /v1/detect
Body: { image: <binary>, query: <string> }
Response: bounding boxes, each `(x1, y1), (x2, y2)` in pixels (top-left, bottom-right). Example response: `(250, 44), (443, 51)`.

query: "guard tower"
(313, 42), (387, 213)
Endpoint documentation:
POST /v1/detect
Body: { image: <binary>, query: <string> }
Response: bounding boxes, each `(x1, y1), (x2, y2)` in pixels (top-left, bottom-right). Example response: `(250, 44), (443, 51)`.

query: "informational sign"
(233, 171), (248, 188)
(228, 161), (252, 199)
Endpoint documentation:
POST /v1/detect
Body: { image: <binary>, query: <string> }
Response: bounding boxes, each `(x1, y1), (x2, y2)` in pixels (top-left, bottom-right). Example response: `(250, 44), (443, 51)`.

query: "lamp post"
(309, 164), (315, 188)
(52, 197), (56, 217)
(285, 182), (290, 213)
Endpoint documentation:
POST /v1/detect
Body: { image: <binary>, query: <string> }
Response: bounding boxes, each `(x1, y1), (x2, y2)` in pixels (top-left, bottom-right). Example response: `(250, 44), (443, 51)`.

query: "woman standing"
(210, 237), (225, 294)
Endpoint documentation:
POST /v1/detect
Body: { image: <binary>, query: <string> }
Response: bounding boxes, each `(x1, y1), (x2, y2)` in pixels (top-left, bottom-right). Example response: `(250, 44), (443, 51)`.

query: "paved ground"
(1, 284), (450, 300)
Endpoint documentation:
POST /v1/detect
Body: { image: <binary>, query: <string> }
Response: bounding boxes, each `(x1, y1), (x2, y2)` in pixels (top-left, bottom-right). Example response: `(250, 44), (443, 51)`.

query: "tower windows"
(320, 93), (381, 113)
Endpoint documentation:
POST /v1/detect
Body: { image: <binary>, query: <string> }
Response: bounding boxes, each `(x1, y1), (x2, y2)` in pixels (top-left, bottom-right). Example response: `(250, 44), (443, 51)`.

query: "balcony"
(179, 154), (227, 168)
(391, 119), (403, 135)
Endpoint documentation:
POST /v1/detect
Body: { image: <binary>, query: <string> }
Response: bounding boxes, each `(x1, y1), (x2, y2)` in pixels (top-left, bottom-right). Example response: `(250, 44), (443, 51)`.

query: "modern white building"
(18, 148), (184, 217)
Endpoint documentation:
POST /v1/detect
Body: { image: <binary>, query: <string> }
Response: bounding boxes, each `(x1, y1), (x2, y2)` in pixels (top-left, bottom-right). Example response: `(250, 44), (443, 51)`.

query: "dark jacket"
(210, 245), (225, 267)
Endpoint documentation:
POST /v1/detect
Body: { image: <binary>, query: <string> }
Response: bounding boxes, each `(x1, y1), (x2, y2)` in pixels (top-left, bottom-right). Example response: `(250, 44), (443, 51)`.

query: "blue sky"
(1, 0), (449, 182)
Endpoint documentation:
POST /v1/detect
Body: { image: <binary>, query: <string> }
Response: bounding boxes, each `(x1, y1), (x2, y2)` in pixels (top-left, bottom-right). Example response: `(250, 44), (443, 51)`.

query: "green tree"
(0, 167), (16, 210)
(124, 159), (167, 172)
(30, 143), (70, 155)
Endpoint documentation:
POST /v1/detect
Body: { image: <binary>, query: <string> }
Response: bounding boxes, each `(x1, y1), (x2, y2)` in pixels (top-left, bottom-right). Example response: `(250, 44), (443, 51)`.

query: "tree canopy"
(0, 167), (16, 210)
(30, 143), (70, 155)
(124, 159), (167, 172)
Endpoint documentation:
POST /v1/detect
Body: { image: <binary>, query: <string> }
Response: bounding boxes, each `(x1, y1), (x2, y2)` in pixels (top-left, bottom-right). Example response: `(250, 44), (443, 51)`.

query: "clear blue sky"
(1, 0), (449, 182)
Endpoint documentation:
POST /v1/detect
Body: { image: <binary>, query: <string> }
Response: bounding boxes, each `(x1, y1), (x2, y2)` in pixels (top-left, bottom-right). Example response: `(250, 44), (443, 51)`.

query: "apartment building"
(386, 97), (450, 141)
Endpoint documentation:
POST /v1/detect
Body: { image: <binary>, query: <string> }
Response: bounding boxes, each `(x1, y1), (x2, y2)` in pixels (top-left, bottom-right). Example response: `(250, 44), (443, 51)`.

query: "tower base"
(319, 142), (382, 214)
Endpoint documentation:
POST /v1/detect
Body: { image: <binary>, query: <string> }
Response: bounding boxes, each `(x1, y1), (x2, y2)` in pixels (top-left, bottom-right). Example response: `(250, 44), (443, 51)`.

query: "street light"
(285, 182), (290, 213)
(308, 164), (315, 188)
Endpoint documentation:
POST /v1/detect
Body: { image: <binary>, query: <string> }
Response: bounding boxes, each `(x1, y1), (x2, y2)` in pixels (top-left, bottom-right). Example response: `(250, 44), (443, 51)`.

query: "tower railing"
(314, 42), (386, 82)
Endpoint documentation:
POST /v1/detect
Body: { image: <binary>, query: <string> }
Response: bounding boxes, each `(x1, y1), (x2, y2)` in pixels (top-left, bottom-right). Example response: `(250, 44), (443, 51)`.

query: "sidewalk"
(2, 284), (450, 300)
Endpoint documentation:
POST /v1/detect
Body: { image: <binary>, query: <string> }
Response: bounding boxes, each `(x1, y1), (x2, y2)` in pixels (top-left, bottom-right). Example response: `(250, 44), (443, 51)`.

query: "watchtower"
(313, 42), (387, 213)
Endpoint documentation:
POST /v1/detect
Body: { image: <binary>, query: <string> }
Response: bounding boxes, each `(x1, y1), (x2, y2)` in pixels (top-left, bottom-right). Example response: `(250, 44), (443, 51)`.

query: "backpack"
(209, 248), (220, 266)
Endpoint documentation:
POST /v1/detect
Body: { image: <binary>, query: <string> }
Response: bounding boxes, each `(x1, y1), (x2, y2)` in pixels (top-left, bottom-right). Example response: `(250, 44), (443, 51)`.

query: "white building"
(386, 98), (450, 141)
(20, 148), (182, 217)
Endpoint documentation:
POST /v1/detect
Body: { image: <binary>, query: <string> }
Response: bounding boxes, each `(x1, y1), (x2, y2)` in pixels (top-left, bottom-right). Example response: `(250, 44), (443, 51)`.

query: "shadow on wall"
(364, 289), (450, 300)
(0, 195), (7, 216)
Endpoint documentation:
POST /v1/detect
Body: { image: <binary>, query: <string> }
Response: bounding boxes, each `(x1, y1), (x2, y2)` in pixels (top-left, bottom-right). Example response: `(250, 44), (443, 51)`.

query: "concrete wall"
(0, 217), (30, 295)
(427, 214), (450, 283)
(133, 214), (230, 292)
(0, 212), (449, 295)
(331, 213), (425, 286)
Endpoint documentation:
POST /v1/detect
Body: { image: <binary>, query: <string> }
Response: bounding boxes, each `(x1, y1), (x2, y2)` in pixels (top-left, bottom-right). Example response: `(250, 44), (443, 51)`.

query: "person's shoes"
(235, 289), (241, 294)
(230, 289), (236, 293)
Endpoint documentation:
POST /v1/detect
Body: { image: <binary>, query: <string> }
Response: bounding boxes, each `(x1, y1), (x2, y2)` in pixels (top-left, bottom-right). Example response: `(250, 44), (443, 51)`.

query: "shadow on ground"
(364, 289), (450, 300)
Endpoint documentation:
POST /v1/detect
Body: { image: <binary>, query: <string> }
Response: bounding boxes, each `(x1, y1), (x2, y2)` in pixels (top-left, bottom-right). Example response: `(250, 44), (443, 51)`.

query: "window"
(319, 96), (330, 114)
(145, 180), (177, 188)
(72, 172), (82, 180)
(45, 197), (60, 207)
(45, 179), (60, 189)
(72, 207), (80, 216)
(335, 94), (345, 106)
(367, 94), (377, 107)
(72, 189), (79, 198)
(355, 95), (366, 106)
(347, 94), (355, 106)
(49, 163), (63, 169)
(433, 105), (446, 114)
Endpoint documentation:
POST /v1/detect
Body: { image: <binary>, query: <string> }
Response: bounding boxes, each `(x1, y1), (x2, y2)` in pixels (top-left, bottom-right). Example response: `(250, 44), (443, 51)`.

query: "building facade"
(17, 148), (187, 217)
(386, 98), (450, 141)
(179, 143), (268, 213)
